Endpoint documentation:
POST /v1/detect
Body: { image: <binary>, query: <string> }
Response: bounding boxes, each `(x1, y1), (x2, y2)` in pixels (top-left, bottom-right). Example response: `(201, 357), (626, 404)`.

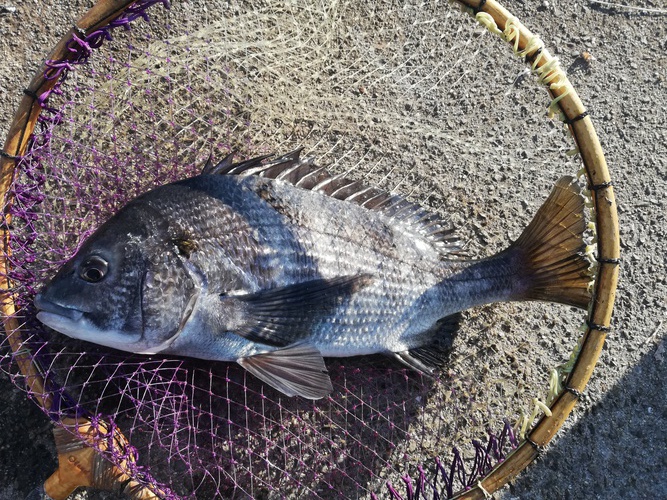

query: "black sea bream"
(35, 151), (593, 399)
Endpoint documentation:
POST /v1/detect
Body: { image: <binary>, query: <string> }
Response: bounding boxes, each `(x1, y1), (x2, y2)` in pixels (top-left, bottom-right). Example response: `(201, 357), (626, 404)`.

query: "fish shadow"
(167, 320), (459, 498)
(34, 318), (460, 499)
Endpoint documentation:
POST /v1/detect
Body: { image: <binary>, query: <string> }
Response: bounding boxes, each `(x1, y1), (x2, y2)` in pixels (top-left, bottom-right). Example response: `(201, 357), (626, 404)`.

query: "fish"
(34, 149), (593, 399)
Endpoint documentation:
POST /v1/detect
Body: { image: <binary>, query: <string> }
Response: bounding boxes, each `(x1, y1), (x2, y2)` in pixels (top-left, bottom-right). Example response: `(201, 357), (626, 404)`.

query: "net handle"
(449, 1), (619, 498)
(0, 2), (162, 499)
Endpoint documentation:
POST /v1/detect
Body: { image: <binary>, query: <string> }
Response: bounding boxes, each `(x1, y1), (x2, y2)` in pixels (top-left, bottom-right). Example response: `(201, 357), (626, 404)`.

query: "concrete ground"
(0, 1), (665, 499)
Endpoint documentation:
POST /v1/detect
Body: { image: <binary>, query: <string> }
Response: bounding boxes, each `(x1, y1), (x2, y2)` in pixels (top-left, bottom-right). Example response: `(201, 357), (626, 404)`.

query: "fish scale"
(35, 151), (593, 399)
(236, 177), (441, 352)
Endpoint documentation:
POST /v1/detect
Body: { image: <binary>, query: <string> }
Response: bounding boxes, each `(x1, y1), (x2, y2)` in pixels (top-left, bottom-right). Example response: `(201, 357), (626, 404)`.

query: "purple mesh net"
(0, 1), (594, 497)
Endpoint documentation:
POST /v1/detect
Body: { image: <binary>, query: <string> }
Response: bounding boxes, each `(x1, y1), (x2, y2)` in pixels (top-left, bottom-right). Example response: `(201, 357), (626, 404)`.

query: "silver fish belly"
(35, 150), (593, 399)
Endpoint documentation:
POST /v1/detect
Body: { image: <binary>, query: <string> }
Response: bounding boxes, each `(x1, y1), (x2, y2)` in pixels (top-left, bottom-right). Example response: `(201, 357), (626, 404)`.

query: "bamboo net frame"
(0, 0), (619, 498)
(451, 1), (619, 497)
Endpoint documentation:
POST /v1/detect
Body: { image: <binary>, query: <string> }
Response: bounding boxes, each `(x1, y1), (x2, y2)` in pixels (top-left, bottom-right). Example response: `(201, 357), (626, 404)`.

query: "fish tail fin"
(509, 175), (594, 310)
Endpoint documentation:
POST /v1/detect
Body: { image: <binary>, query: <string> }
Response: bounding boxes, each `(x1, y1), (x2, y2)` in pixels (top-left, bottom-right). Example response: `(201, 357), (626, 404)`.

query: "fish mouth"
(34, 293), (142, 351)
(34, 293), (85, 322)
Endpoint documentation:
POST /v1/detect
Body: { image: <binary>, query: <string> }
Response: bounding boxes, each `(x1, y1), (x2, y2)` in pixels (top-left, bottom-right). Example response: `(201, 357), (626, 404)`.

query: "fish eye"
(79, 256), (109, 283)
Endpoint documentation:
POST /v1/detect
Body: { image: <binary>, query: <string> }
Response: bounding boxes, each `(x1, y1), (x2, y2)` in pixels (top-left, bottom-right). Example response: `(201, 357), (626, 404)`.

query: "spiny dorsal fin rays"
(202, 152), (215, 174)
(201, 150), (237, 175)
(201, 149), (465, 256)
(216, 152), (275, 176)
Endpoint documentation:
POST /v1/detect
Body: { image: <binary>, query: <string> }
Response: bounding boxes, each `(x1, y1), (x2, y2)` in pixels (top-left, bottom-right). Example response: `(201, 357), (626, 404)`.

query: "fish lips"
(34, 293), (142, 350)
(34, 293), (85, 323)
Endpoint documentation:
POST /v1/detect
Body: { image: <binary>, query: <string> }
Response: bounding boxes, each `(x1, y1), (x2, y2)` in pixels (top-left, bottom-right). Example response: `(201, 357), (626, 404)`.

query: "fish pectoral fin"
(238, 343), (333, 399)
(230, 274), (373, 347)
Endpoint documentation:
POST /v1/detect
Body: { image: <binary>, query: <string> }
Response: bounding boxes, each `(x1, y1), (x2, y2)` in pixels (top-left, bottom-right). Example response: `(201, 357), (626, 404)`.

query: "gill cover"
(138, 240), (200, 354)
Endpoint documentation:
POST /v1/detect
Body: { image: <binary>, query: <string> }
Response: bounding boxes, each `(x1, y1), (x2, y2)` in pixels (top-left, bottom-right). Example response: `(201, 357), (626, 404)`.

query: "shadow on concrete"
(504, 338), (667, 499)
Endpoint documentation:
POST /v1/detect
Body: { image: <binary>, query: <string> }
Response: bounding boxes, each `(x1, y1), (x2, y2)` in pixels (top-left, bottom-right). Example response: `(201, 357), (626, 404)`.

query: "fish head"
(35, 202), (199, 354)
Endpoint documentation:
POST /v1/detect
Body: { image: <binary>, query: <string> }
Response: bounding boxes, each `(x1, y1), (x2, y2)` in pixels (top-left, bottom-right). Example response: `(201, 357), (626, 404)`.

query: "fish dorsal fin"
(204, 150), (465, 256)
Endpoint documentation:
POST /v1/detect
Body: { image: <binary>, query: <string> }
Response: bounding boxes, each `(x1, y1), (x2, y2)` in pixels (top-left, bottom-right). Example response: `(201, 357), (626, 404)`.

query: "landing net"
(0, 1), (618, 498)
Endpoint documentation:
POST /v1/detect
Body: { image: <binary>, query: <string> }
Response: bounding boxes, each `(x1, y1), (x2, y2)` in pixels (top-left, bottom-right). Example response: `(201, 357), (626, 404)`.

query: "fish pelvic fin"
(509, 176), (594, 310)
(238, 342), (333, 399)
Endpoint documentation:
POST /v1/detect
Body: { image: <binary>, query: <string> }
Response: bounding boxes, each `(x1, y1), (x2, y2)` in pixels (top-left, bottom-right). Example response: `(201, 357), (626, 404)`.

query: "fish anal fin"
(392, 351), (436, 377)
(391, 312), (460, 375)
(229, 274), (373, 347)
(511, 176), (594, 309)
(238, 343), (333, 399)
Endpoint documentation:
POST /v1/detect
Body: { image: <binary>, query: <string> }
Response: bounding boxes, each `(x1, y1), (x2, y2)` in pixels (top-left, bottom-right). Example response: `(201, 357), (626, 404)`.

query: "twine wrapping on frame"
(445, 2), (618, 498)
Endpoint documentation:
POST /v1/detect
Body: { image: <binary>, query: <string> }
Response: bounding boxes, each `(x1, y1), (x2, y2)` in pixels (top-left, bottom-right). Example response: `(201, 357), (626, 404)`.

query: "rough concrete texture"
(0, 1), (665, 499)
